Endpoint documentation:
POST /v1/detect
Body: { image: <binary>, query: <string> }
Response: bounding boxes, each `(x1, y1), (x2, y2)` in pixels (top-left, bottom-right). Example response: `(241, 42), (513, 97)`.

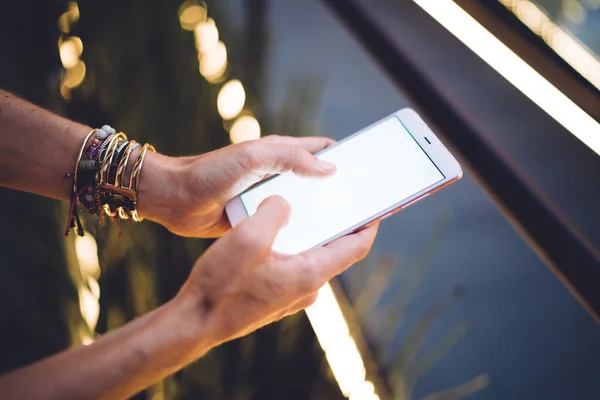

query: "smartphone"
(225, 108), (462, 255)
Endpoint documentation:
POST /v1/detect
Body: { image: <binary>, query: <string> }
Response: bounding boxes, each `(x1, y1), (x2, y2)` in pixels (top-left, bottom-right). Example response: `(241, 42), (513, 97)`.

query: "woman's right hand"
(174, 195), (379, 351)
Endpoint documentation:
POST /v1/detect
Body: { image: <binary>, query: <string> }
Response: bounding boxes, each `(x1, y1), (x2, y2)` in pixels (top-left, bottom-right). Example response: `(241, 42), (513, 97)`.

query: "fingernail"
(319, 160), (336, 172)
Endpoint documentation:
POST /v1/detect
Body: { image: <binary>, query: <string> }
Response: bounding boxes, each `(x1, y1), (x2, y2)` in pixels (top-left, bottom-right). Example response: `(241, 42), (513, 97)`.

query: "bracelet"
(65, 125), (155, 236)
(65, 128), (99, 236)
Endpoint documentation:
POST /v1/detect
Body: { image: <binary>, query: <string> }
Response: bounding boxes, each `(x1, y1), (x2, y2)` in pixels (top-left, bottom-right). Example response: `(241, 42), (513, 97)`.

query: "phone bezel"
(225, 107), (462, 252)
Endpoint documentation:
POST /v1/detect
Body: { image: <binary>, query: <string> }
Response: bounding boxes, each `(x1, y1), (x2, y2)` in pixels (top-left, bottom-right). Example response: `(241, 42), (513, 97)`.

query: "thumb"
(219, 195), (291, 267)
(187, 196), (291, 303)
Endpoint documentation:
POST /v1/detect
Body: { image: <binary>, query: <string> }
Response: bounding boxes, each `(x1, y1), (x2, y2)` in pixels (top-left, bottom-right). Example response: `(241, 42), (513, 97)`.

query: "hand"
(138, 135), (336, 238)
(174, 196), (379, 348)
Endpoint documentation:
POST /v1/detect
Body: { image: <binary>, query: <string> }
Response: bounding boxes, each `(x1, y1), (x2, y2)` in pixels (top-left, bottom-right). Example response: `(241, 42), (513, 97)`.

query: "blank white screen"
(240, 116), (444, 255)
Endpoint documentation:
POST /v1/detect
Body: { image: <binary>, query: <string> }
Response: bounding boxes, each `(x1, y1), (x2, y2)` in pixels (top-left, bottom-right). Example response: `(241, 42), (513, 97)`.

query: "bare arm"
(0, 90), (90, 200)
(0, 297), (207, 400)
(0, 89), (176, 221)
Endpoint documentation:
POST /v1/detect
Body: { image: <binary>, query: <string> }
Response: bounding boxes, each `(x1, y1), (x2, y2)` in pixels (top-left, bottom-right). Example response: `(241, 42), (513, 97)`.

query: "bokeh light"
(178, 0), (207, 31)
(230, 115), (261, 143)
(562, 0), (586, 23)
(74, 232), (101, 336)
(57, 2), (80, 33)
(60, 84), (71, 101)
(62, 60), (86, 89)
(194, 18), (219, 54)
(59, 37), (83, 69)
(74, 234), (100, 278)
(199, 41), (227, 81)
(217, 80), (246, 120)
(79, 286), (100, 332)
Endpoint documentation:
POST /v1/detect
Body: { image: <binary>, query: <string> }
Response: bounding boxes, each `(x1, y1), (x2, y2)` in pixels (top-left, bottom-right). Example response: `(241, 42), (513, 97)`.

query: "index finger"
(261, 135), (335, 154)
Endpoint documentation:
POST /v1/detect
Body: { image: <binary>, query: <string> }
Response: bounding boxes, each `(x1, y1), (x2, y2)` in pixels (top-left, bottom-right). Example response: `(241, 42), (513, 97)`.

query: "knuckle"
(264, 277), (286, 298)
(289, 145), (304, 162)
(300, 267), (322, 293)
(236, 140), (262, 168)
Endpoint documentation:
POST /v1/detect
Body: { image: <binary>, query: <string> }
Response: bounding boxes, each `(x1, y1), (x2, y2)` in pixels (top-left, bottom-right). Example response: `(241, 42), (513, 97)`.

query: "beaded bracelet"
(65, 125), (155, 236)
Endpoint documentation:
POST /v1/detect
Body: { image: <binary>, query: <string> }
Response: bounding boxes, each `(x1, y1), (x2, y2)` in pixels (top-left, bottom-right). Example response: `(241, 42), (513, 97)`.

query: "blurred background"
(1, 0), (600, 399)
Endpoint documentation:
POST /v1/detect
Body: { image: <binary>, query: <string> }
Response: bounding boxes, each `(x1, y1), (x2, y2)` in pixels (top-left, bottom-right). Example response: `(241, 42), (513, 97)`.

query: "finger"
(216, 196), (291, 268)
(252, 142), (336, 177)
(261, 135), (335, 154)
(291, 223), (380, 292)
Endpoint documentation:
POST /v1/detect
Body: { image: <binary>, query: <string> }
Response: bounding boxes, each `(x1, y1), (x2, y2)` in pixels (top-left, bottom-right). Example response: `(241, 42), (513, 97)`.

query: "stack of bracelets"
(65, 125), (155, 236)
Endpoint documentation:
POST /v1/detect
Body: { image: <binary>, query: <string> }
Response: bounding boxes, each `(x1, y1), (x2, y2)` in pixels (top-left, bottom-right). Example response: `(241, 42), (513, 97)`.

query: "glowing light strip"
(498, 0), (600, 91)
(305, 284), (380, 400)
(413, 0), (600, 157)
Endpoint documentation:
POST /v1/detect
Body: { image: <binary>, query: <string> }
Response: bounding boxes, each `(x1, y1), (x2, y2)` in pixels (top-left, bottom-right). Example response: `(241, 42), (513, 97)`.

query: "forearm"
(0, 296), (208, 400)
(0, 90), (90, 201)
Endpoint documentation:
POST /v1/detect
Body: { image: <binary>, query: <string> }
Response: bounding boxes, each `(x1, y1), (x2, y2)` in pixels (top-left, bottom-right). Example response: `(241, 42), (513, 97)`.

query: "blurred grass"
(349, 206), (489, 400)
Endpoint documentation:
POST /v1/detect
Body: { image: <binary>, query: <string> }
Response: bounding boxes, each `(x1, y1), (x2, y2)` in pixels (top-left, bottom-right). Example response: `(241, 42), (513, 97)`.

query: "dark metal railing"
(322, 0), (600, 322)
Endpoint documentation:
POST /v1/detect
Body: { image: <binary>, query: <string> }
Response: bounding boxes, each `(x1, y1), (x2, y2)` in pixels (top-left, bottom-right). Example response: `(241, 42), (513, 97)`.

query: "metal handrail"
(322, 0), (600, 322)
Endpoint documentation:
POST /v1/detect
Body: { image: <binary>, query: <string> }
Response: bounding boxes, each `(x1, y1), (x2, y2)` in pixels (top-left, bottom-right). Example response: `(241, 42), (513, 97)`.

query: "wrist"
(136, 152), (181, 224)
(155, 293), (213, 365)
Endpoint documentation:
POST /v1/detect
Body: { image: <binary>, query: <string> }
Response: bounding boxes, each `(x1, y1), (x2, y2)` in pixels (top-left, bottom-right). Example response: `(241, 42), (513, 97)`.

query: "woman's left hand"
(137, 135), (336, 238)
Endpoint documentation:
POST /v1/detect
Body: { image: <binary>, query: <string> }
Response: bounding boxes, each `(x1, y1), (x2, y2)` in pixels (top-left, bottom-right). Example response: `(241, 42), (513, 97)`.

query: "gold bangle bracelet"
(114, 140), (137, 188)
(129, 143), (156, 222)
(129, 143), (156, 191)
(103, 203), (117, 218)
(99, 133), (126, 186)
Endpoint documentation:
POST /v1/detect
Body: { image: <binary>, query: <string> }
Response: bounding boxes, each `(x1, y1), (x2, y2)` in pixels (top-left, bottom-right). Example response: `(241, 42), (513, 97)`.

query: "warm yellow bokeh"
(59, 37), (83, 69)
(74, 234), (100, 278)
(217, 80), (246, 120)
(199, 41), (227, 81)
(62, 60), (87, 89)
(194, 18), (219, 54)
(57, 2), (80, 33)
(230, 115), (261, 144)
(178, 0), (207, 31)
